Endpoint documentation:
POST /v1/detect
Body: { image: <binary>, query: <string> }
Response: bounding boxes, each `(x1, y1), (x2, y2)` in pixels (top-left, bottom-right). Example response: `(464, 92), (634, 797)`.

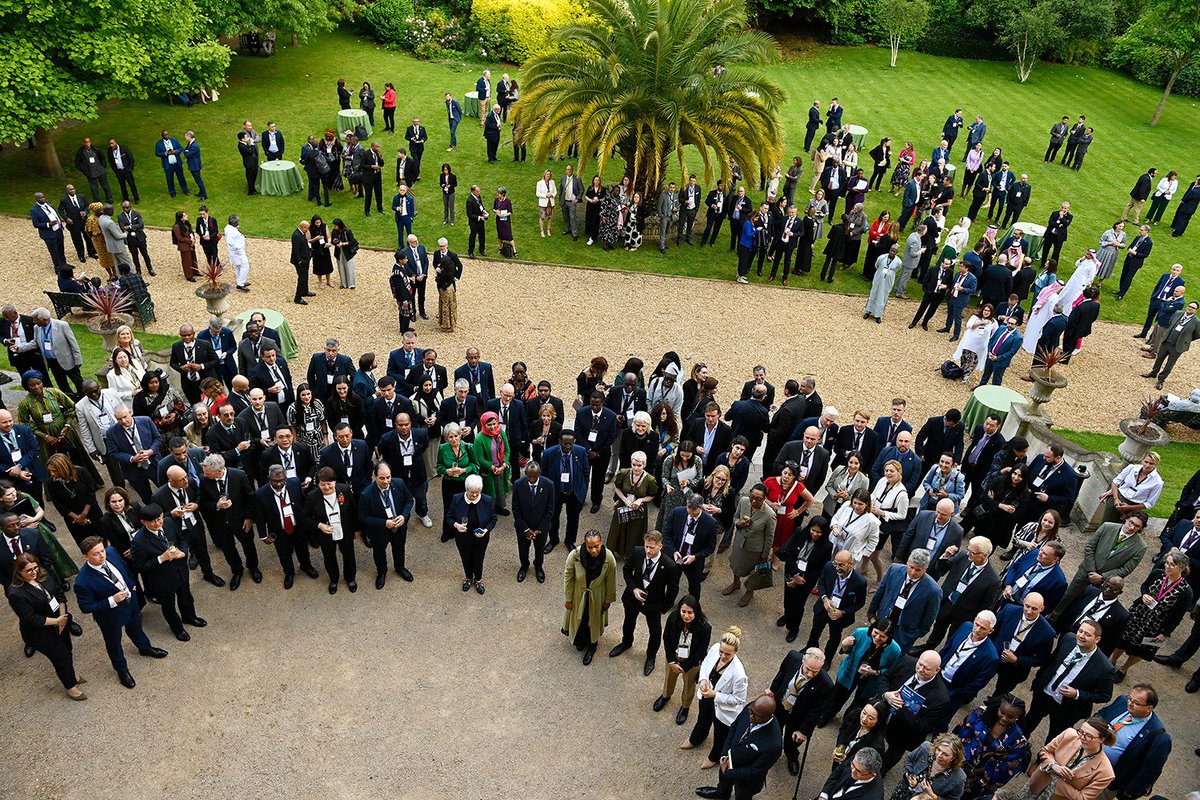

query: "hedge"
(470, 0), (580, 63)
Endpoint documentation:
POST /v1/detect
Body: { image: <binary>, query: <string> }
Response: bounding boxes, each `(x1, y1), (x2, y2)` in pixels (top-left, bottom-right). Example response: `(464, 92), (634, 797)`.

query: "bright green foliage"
(470, 0), (583, 63)
(1112, 0), (1200, 126)
(195, 0), (336, 41)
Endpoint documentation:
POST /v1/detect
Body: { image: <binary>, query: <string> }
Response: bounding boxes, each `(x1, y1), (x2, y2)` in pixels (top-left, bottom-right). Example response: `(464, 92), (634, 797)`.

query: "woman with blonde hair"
(536, 169), (556, 237)
(562, 530), (617, 665)
(893, 733), (967, 800)
(607, 450), (658, 558)
(683, 625), (748, 770)
(867, 459), (909, 586)
(44, 453), (100, 546)
(114, 325), (147, 370)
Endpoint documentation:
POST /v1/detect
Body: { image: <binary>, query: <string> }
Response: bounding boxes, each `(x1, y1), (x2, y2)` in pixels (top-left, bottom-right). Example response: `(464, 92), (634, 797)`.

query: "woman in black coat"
(324, 377), (368, 440)
(45, 453), (101, 546)
(99, 487), (141, 558)
(820, 214), (850, 283)
(655, 594), (713, 725)
(975, 464), (1031, 549)
(7, 553), (85, 699)
(775, 515), (834, 641)
(304, 469), (360, 595)
(828, 699), (889, 786)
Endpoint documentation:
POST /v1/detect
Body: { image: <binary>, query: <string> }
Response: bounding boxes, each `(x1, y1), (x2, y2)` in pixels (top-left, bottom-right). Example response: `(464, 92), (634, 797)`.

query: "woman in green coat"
(470, 412), (511, 512)
(436, 422), (477, 542)
(563, 530), (616, 664)
(607, 451), (658, 559)
(16, 370), (101, 484)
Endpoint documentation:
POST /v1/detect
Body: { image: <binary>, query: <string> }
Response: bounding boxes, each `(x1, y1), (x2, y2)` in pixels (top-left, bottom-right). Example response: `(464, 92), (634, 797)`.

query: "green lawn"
(1057, 428), (1196, 518)
(4, 29), (1199, 324)
(70, 324), (177, 375)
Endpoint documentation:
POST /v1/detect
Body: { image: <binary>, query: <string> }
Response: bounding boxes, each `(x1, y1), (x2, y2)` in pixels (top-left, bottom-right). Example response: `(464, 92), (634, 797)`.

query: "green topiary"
(362, 0), (418, 47)
(470, 0), (581, 63)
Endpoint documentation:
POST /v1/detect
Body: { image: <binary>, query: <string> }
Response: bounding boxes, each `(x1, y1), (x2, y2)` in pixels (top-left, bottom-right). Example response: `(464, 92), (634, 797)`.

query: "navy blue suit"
(104, 417), (162, 502)
(249, 358), (295, 412)
(873, 416), (913, 448)
(319, 440), (373, 494)
(447, 492), (497, 581)
(807, 564), (868, 662)
(453, 361), (496, 402)
(197, 326), (238, 386)
(574, 406), (618, 506)
(1097, 696), (1172, 798)
(0, 423), (48, 502)
(360, 479), (414, 576)
(385, 346), (425, 386)
(437, 395), (481, 439)
(1139, 273), (1186, 337)
(1003, 547), (1068, 613)
(868, 564), (941, 650)
(74, 549), (154, 672)
(541, 443), (589, 548)
(306, 353), (356, 402)
(938, 621), (1000, 716)
(1021, 454), (1079, 524)
(662, 507), (717, 598)
(724, 398), (771, 457)
(991, 603), (1056, 693)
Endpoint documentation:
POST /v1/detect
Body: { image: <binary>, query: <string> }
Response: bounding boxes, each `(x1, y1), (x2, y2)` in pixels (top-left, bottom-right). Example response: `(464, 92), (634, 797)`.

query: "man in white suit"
(224, 214), (251, 292)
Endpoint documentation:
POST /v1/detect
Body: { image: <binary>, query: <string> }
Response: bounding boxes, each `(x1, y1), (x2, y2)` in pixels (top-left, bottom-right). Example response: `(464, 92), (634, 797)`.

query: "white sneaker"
(420, 515), (433, 528)
(587, 238), (593, 245)
(736, 276), (749, 284)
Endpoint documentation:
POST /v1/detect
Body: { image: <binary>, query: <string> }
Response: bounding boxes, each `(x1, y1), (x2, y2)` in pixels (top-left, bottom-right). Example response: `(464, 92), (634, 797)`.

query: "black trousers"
(806, 607), (853, 664)
(700, 213), (723, 246)
(1023, 691), (1078, 744)
(679, 561), (704, 600)
(87, 174), (113, 204)
(468, 222), (486, 255)
(550, 493), (583, 547)
(804, 125), (819, 152)
(128, 236), (152, 273)
(1167, 612), (1200, 661)
(1001, 204), (1024, 228)
(993, 661), (1033, 695)
(372, 525), (408, 573)
(245, 163), (259, 194)
(587, 448), (610, 505)
(46, 358), (84, 397)
(911, 293), (946, 326)
(988, 194), (1007, 220)
(31, 626), (77, 688)
(689, 696), (731, 761)
(294, 259), (311, 302)
(782, 579), (815, 634)
(1044, 141), (1062, 162)
(898, 204), (917, 231)
(272, 531), (314, 577)
(455, 530), (489, 581)
(1042, 236), (1065, 268)
(156, 582), (197, 634)
(413, 147), (426, 172)
(869, 165), (888, 191)
(180, 521), (215, 577)
(383, 107), (395, 131)
(737, 245), (754, 278)
(320, 535), (357, 583)
(486, 136), (499, 163)
(769, 244), (795, 279)
(729, 218), (745, 251)
(307, 171), (328, 204)
(67, 225), (96, 262)
(362, 177), (383, 213)
(517, 529), (547, 568)
(1060, 141), (1078, 164)
(114, 169), (139, 202)
(414, 278), (427, 316)
(620, 596), (664, 657)
(212, 521), (260, 575)
(1116, 259), (1142, 298)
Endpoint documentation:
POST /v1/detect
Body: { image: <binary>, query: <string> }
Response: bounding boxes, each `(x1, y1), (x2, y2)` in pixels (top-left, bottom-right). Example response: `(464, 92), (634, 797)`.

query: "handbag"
(744, 561), (775, 591)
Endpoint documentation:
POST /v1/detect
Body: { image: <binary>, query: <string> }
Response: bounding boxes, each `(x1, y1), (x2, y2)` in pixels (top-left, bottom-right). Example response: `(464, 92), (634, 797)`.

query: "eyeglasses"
(20, 565), (38, 574)
(1076, 730), (1098, 742)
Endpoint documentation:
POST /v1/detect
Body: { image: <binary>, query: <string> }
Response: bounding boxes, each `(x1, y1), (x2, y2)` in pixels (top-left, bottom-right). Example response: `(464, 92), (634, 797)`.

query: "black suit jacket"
(834, 425), (880, 470)
(879, 656), (952, 749)
(438, 395), (481, 434)
(131, 525), (189, 596)
(662, 508), (718, 563)
(773, 441), (830, 491)
(684, 418), (733, 474)
(1031, 635), (1114, 720)
(1052, 589), (1130, 656)
(107, 145), (135, 173)
(723, 707), (785, 797)
(1063, 299), (1100, 344)
(769, 649), (834, 738)
(306, 353), (356, 402)
(524, 395), (566, 427)
(58, 193), (90, 229)
(7, 573), (69, 647)
(318, 440), (373, 494)
(512, 476), (556, 535)
(302, 483), (360, 545)
(253, 479), (307, 540)
(936, 553), (1001, 621)
(913, 416), (964, 471)
(206, 422), (247, 468)
(820, 772), (885, 800)
(765, 395), (804, 455)
(465, 193), (488, 228)
(961, 425), (1006, 485)
(197, 467), (255, 538)
(290, 228), (311, 266)
(0, 528), (54, 585)
(248, 359), (295, 409)
(152, 481), (206, 546)
(260, 444), (316, 486)
(622, 546), (680, 612)
(170, 339), (219, 386)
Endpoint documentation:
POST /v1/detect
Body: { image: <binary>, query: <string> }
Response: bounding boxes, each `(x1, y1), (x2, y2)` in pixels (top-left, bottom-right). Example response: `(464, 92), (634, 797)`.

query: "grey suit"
(1055, 522), (1147, 617)
(896, 230), (923, 296)
(893, 511), (964, 565)
(98, 213), (131, 268)
(558, 174), (584, 238)
(33, 318), (83, 370)
(1150, 310), (1200, 383)
(656, 190), (678, 250)
(235, 335), (280, 379)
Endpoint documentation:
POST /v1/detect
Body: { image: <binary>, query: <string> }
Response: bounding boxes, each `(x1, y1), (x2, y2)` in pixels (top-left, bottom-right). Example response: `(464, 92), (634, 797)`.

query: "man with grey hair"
(197, 316), (237, 389)
(767, 645), (833, 775)
(306, 338), (354, 403)
(98, 204), (133, 272)
(183, 130), (207, 201)
(30, 307), (84, 395)
(291, 219), (314, 305)
(199, 452), (259, 589)
(225, 213), (251, 291)
(923, 535), (999, 648)
(404, 233), (429, 319)
(559, 164), (583, 240)
(484, 103), (502, 163)
(938, 609), (1000, 719)
(868, 548), (941, 651)
(816, 745), (883, 800)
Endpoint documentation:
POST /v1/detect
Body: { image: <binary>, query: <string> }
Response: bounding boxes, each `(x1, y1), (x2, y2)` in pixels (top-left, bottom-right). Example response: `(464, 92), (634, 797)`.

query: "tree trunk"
(34, 127), (64, 179)
(890, 34), (900, 67)
(290, 34), (299, 47)
(1148, 60), (1184, 127)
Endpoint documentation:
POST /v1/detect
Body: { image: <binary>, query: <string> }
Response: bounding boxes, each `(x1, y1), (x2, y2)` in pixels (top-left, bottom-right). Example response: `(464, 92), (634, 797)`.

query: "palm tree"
(515, 0), (784, 195)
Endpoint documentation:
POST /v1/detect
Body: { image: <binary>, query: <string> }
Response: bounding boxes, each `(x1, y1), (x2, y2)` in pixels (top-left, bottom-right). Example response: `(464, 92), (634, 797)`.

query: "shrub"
(470, 0), (581, 64)
(362, 0), (418, 46)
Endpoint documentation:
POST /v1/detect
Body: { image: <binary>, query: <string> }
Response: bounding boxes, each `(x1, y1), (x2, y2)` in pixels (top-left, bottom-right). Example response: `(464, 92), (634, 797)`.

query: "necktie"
(100, 562), (119, 584)
(853, 431), (863, 451)
(681, 517), (696, 556)
(970, 434), (989, 463)
(157, 530), (169, 548)
(1112, 714), (1135, 732)
(217, 478), (227, 498)
(1182, 529), (1199, 551)
(277, 492), (294, 534)
(889, 422), (898, 444)
(1049, 650), (1083, 690)
(643, 559), (653, 581)
(342, 449), (352, 472)
(8, 537), (21, 556)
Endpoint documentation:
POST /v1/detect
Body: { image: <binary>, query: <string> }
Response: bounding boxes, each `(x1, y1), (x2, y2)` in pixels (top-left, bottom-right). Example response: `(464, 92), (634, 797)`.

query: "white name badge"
(42, 413), (53, 423)
(894, 594), (908, 610)
(331, 519), (344, 541)
(42, 343), (53, 357)
(561, 472), (571, 483)
(87, 156), (96, 164)
(159, 407), (170, 418)
(1177, 324), (1186, 332)
(183, 510), (197, 525)
(1014, 576), (1030, 590)
(683, 532), (696, 546)
(829, 595), (843, 608)
(168, 154), (177, 164)
(1032, 476), (1045, 488)
(215, 350), (224, 360)
(625, 410), (635, 422)
(926, 537), (937, 550)
(326, 374), (334, 384)
(676, 645), (690, 659)
(796, 558), (808, 572)
(306, 421), (315, 432)
(341, 416), (350, 425)
(956, 580), (969, 595)
(48, 596), (60, 612)
(259, 429), (270, 440)
(402, 455), (413, 466)
(282, 504), (295, 520)
(474, 383), (482, 394)
(97, 413), (112, 430)
(285, 465), (297, 479)
(8, 448), (20, 462)
(587, 430), (598, 442)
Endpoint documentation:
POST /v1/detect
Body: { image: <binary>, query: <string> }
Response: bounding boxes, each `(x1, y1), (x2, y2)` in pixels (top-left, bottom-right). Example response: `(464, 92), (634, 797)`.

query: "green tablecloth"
(944, 163), (957, 177)
(847, 125), (868, 150)
(337, 109), (371, 138)
(1001, 221), (1047, 260)
(962, 384), (1026, 431)
(464, 91), (480, 118)
(255, 160), (305, 197)
(233, 308), (299, 362)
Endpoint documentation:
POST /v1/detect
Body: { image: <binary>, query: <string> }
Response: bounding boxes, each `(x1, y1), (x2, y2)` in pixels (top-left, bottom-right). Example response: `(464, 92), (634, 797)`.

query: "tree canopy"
(1112, 0), (1200, 125)
(515, 0), (785, 194)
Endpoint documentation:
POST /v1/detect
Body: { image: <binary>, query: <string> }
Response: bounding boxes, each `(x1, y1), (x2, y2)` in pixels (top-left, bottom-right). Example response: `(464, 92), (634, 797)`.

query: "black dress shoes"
(118, 670), (137, 689)
(644, 657), (656, 676)
(347, 581), (357, 592)
(785, 630), (798, 643)
(376, 574), (386, 590)
(695, 788), (721, 798)
(284, 574), (295, 590)
(788, 758), (800, 776)
(328, 582), (338, 595)
(397, 567), (414, 582)
(609, 642), (632, 658)
(229, 573), (242, 591)
(543, 541), (557, 555)
(184, 617), (207, 628)
(517, 567), (528, 583)
(24, 644), (35, 658)
(1187, 678), (1199, 693)
(475, 581), (485, 595)
(775, 615), (787, 627)
(188, 553), (198, 570)
(250, 568), (263, 583)
(203, 573), (226, 587)
(536, 567), (546, 583)
(303, 566), (319, 579)
(1153, 654), (1183, 668)
(174, 629), (191, 642)
(139, 647), (168, 658)
(589, 504), (601, 514)
(676, 707), (689, 725)
(68, 621), (83, 636)
(653, 695), (669, 712)
(582, 644), (596, 665)
(496, 508), (510, 517)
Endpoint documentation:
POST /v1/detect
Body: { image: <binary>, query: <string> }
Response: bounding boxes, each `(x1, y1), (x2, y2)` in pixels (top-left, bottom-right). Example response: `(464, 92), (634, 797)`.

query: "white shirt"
(1154, 177), (1178, 199)
(1111, 463), (1163, 508)
(1044, 646), (1096, 702)
(224, 225), (247, 258)
(89, 560), (131, 608)
(942, 635), (985, 680)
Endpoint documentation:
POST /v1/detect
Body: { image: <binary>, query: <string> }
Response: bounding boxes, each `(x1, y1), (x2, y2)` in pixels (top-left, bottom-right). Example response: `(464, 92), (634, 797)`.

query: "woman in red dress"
(764, 461), (815, 550)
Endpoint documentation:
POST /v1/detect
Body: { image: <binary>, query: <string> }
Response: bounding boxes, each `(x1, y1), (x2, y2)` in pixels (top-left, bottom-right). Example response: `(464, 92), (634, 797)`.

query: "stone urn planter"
(1117, 417), (1169, 464)
(85, 312), (135, 351)
(1028, 369), (1067, 409)
(196, 282), (233, 318)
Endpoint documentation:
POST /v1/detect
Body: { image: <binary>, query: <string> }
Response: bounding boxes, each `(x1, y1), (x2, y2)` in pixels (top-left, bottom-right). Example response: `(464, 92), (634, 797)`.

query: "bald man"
(694, 693), (783, 799)
(152, 465), (224, 587)
(879, 650), (950, 774)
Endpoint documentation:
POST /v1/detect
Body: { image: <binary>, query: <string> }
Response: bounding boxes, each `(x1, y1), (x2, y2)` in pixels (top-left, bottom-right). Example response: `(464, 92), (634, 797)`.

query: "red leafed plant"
(1034, 346), (1065, 381)
(83, 285), (133, 324)
(200, 259), (227, 293)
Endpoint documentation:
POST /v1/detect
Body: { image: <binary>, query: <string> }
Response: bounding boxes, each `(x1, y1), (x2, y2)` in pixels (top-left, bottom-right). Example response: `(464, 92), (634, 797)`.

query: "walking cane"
(791, 736), (812, 800)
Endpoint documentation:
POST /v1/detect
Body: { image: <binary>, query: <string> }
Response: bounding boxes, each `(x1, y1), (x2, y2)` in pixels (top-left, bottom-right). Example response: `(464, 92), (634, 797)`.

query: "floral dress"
(599, 193), (621, 246)
(17, 387), (101, 483)
(288, 399), (327, 460)
(1119, 568), (1194, 657)
(890, 147), (915, 189)
(953, 706), (1031, 800)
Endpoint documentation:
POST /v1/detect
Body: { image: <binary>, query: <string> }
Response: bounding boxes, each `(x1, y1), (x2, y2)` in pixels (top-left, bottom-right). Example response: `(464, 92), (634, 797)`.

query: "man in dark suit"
(726, 185), (752, 252)
(738, 366), (775, 407)
(1020, 445), (1077, 524)
(1002, 541), (1069, 614)
(198, 454), (259, 589)
(878, 651), (952, 774)
(1041, 202), (1074, 268)
(319, 423), (373, 496)
(676, 174), (704, 244)
(465, 184), (488, 257)
(439, 380), (481, 440)
(236, 388), (286, 483)
(767, 647), (833, 775)
(774, 425), (830, 492)
(834, 410), (880, 470)
(524, 381), (565, 428)
(663, 495), (717, 599)
(106, 138), (138, 203)
(699, 181), (726, 246)
(960, 415), (1005, 518)
(306, 339), (355, 403)
(912, 409), (963, 475)
(377, 412), (432, 526)
(611, 530), (679, 674)
(0, 409), (48, 503)
(290, 221), (313, 305)
(724, 389), (770, 460)
(575, 392), (618, 513)
(409, 349), (450, 397)
(991, 592), (1057, 693)
(74, 136), (112, 203)
(254, 465), (319, 589)
(206, 404), (251, 469)
(803, 100), (822, 152)
(260, 121), (284, 161)
(763, 380), (802, 478)
(820, 160), (844, 221)
(604, 373), (648, 430)
(260, 427), (315, 489)
(1136, 263), (1186, 338)
(1124, 168), (1156, 223)
(1143, 301), (1200, 390)
(1097, 687), (1173, 800)
(487, 384), (527, 476)
(169, 324), (218, 405)
(30, 192), (68, 271)
(874, 400), (912, 449)
(400, 232), (428, 317)
(131, 504), (207, 641)
(512, 462), (555, 583)
(995, 295), (1026, 326)
(1116, 225), (1154, 300)
(237, 131), (260, 195)
(909, 258), (951, 330)
(869, 551), (942, 652)
(807, 551), (868, 662)
(541, 431), (589, 553)
(74, 536), (166, 688)
(386, 334), (424, 387)
(922, 538), (1001, 648)
(483, 104), (502, 163)
(696, 695), (785, 800)
(978, 259), (1013, 310)
(1024, 619), (1115, 742)
(816, 746), (884, 800)
(357, 141), (385, 215)
(454, 347), (496, 403)
(360, 461), (414, 589)
(1060, 286), (1101, 364)
(686, 401), (734, 475)
(1054, 576), (1129, 657)
(153, 463), (224, 587)
(403, 119), (427, 175)
(105, 406), (161, 503)
(937, 613), (1000, 720)
(1000, 174), (1032, 227)
(893, 502), (963, 566)
(0, 514), (55, 591)
(249, 344), (295, 412)
(196, 319), (237, 389)
(57, 184), (95, 263)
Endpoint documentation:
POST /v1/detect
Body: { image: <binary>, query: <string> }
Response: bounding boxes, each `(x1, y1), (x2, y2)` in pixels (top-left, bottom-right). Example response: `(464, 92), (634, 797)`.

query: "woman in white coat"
(944, 217), (971, 256)
(536, 170), (557, 238)
(830, 488), (880, 564)
(952, 303), (998, 376)
(683, 625), (748, 770)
